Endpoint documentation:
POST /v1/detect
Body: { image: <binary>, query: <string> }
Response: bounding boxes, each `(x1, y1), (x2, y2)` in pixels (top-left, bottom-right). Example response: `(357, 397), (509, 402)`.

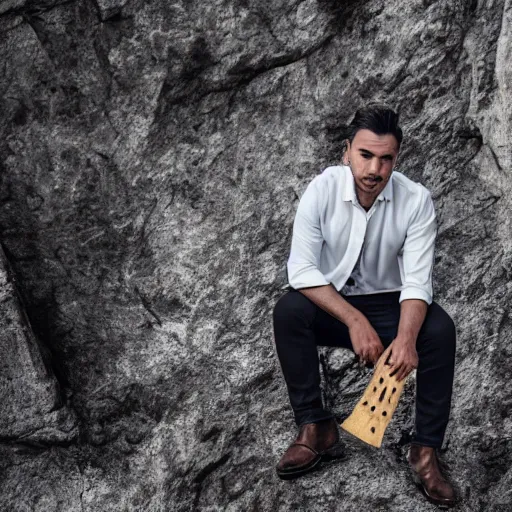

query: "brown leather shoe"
(408, 444), (457, 508)
(276, 418), (345, 480)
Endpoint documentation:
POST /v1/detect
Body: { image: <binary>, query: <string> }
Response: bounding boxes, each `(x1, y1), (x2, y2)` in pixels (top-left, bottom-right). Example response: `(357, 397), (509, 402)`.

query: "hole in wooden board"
(371, 406), (376, 412)
(363, 401), (368, 406)
(382, 411), (387, 416)
(371, 427), (375, 433)
(379, 387), (387, 402)
(379, 377), (384, 384)
(373, 386), (377, 392)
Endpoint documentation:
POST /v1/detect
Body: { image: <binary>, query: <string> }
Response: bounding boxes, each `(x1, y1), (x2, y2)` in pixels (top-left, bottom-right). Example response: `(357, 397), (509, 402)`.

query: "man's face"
(343, 129), (399, 205)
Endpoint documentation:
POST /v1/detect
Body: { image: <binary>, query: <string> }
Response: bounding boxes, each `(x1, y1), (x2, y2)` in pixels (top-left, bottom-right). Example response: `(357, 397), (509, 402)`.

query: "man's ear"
(342, 140), (351, 165)
(393, 149), (400, 168)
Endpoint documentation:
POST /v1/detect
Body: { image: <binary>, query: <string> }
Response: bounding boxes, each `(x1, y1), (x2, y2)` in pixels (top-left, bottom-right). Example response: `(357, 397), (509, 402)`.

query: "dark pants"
(272, 289), (456, 448)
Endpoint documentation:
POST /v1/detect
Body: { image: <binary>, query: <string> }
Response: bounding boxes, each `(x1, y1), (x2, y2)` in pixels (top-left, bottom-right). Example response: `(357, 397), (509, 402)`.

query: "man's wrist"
(396, 299), (427, 344)
(345, 310), (368, 329)
(394, 331), (418, 346)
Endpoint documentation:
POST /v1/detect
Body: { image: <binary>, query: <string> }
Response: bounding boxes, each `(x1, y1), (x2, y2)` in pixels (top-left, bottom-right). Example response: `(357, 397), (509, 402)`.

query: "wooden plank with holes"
(341, 345), (408, 448)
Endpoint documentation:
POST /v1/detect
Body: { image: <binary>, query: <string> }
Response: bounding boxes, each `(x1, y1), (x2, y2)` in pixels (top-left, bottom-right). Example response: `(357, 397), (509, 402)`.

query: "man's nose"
(370, 157), (382, 174)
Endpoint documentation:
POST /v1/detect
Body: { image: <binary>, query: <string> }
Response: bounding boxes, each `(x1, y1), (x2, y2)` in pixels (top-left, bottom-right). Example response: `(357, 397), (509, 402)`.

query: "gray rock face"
(0, 0), (511, 510)
(0, 245), (77, 444)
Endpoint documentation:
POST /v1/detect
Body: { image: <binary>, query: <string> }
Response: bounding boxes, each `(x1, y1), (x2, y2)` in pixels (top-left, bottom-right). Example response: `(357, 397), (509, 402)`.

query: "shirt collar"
(341, 165), (393, 203)
(378, 174), (393, 202)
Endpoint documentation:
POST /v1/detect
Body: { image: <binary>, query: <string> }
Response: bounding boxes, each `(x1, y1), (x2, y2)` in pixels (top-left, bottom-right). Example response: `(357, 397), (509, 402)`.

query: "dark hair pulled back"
(344, 104), (402, 151)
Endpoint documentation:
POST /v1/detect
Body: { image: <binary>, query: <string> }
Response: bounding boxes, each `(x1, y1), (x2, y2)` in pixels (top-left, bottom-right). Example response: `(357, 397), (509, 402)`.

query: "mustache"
(364, 175), (384, 183)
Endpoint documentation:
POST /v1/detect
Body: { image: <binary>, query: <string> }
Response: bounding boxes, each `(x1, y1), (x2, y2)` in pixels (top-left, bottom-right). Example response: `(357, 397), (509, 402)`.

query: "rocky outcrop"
(0, 244), (77, 444)
(0, 0), (511, 510)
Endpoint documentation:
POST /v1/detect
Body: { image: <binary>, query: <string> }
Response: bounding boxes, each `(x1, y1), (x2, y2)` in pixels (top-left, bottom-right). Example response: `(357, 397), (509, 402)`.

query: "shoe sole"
(276, 443), (345, 480)
(411, 472), (457, 509)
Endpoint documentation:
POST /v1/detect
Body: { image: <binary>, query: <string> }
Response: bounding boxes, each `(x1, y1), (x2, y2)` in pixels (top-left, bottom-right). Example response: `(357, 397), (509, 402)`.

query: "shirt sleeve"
(399, 188), (437, 305)
(286, 178), (330, 289)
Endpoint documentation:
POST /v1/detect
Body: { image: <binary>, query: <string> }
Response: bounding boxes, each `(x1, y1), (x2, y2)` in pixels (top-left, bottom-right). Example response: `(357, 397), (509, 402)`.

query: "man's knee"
(422, 302), (456, 355)
(273, 289), (316, 326)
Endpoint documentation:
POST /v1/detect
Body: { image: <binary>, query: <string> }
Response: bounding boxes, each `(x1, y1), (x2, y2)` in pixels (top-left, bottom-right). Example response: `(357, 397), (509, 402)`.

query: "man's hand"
(387, 336), (418, 381)
(348, 316), (385, 366)
(386, 299), (427, 381)
(298, 285), (385, 365)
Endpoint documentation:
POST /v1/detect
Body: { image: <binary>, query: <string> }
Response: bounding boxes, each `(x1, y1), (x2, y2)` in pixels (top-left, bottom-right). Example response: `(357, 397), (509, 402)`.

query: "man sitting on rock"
(272, 105), (457, 508)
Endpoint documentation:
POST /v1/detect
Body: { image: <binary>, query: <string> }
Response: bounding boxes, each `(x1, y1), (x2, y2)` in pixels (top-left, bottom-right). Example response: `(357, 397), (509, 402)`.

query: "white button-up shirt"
(286, 165), (437, 304)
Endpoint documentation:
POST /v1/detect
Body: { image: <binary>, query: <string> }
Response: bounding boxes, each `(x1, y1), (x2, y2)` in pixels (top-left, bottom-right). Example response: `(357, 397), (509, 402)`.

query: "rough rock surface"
(0, 0), (511, 510)
(0, 244), (77, 443)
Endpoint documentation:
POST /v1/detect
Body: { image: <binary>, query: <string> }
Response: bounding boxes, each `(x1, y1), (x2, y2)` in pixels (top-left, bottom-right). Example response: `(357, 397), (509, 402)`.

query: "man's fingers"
(389, 358), (403, 377)
(358, 345), (381, 366)
(370, 342), (385, 364)
(358, 352), (368, 365)
(397, 365), (413, 382)
(383, 347), (393, 366)
(399, 368), (409, 382)
(354, 337), (386, 367)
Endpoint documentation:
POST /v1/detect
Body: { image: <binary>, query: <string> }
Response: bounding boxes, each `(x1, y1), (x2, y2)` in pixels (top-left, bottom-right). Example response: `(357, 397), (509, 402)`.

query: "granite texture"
(0, 0), (511, 510)
(0, 244), (77, 444)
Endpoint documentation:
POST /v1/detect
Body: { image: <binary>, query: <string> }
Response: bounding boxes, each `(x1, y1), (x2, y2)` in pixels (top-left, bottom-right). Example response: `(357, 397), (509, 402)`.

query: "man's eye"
(361, 153), (372, 159)
(382, 156), (393, 161)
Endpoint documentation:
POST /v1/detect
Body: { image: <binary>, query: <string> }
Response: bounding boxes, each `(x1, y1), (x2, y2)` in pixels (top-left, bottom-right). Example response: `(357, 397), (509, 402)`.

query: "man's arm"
(388, 299), (427, 381)
(287, 176), (384, 364)
(286, 178), (330, 289)
(399, 188), (436, 304)
(299, 285), (385, 365)
(389, 188), (437, 381)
